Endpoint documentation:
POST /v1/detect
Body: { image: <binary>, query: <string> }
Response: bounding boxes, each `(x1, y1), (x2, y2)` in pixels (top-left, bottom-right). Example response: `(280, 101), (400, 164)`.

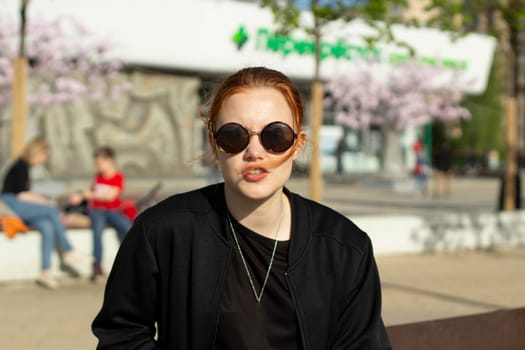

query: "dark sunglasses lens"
(261, 122), (295, 153)
(215, 124), (249, 154)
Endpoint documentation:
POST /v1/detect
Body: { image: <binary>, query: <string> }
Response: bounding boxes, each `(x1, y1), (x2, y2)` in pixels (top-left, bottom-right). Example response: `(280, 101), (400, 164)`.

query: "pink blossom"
(325, 60), (470, 130)
(0, 14), (127, 109)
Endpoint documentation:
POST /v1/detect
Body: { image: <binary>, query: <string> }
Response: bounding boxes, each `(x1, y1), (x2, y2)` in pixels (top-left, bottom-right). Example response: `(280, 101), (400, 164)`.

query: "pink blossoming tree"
(0, 15), (129, 118)
(324, 60), (471, 177)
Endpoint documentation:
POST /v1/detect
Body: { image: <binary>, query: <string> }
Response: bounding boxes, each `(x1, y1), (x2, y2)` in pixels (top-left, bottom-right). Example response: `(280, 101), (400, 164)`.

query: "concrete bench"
(355, 211), (525, 255)
(0, 227), (121, 282)
(2, 209), (525, 283)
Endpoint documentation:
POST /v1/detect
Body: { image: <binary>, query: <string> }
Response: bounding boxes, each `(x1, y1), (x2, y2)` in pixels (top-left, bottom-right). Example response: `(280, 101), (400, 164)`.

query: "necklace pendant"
(227, 213), (281, 304)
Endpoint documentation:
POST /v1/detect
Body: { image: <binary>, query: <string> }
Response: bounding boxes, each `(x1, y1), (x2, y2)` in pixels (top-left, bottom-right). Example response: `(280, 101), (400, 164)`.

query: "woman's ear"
(291, 131), (307, 160)
(208, 132), (218, 159)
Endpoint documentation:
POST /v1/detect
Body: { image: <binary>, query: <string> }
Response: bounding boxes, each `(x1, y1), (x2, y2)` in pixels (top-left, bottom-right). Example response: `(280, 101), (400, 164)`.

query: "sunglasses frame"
(213, 121), (298, 154)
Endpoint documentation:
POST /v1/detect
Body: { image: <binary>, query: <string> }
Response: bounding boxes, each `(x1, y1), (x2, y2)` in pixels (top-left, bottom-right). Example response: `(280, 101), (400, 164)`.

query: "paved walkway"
(289, 175), (501, 218)
(118, 174), (502, 218)
(1, 175), (523, 349)
(378, 246), (525, 325)
(66, 174), (501, 218)
(1, 246), (523, 350)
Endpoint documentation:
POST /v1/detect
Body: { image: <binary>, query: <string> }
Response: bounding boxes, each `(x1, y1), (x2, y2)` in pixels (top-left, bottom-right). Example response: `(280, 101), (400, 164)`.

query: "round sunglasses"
(213, 121), (297, 154)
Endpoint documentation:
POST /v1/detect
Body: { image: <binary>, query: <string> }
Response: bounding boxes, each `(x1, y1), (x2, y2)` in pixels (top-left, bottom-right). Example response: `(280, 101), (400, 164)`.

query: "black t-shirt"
(1, 158), (30, 194)
(214, 217), (301, 350)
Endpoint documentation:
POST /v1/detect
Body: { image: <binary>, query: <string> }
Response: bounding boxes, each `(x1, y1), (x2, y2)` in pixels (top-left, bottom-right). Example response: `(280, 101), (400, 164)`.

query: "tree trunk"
(380, 128), (407, 178)
(10, 57), (28, 159)
(309, 22), (323, 202)
(18, 0), (29, 57)
(504, 97), (518, 210)
(309, 81), (323, 202)
(11, 0), (30, 158)
(503, 14), (520, 211)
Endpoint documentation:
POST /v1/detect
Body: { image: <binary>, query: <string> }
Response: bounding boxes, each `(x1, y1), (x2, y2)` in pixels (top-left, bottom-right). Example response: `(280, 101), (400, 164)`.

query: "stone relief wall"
(0, 73), (203, 178)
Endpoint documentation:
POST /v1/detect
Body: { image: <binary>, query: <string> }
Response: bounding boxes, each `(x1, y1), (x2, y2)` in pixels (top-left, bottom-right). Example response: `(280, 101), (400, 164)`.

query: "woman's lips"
(242, 167), (269, 182)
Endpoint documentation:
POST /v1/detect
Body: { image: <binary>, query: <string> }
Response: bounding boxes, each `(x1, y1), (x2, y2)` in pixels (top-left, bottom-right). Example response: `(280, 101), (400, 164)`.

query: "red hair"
(206, 67), (304, 136)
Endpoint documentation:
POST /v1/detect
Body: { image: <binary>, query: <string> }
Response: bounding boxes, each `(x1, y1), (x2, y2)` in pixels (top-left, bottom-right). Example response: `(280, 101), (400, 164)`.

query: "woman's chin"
(226, 181), (282, 202)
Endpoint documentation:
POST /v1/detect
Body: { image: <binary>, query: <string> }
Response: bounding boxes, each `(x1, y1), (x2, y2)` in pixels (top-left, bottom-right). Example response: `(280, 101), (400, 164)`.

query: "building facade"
(0, 0), (496, 178)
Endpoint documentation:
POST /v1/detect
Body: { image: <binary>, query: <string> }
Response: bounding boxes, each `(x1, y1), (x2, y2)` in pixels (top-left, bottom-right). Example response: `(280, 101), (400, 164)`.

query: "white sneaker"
(36, 273), (59, 289)
(63, 250), (93, 265)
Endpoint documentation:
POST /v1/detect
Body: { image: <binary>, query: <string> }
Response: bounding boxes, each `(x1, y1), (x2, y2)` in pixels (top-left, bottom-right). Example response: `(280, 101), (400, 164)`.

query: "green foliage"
(260, 0), (414, 77)
(260, 0), (300, 32)
(453, 59), (504, 160)
(260, 0), (410, 39)
(425, 0), (525, 41)
(498, 1), (525, 32)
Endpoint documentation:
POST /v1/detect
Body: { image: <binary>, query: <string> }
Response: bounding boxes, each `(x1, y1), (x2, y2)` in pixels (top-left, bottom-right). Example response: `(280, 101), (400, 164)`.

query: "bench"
(387, 307), (525, 349)
(0, 226), (121, 282)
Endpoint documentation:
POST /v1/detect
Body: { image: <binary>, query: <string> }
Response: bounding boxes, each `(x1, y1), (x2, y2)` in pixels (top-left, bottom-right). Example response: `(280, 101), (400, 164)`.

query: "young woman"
(92, 67), (391, 349)
(1, 137), (86, 289)
(70, 146), (132, 282)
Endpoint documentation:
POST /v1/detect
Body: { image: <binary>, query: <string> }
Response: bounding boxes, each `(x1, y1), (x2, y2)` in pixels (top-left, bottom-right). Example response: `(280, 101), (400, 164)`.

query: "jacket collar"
(201, 183), (232, 246)
(200, 183), (311, 267)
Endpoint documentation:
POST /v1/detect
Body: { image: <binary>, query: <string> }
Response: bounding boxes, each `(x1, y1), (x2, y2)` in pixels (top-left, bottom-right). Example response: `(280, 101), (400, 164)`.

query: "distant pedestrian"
(413, 138), (428, 195)
(335, 134), (346, 175)
(433, 140), (453, 196)
(497, 153), (522, 210)
(1, 136), (86, 289)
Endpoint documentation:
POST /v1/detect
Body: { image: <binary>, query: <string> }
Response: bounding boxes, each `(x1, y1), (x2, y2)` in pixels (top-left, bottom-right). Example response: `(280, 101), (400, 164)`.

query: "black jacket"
(92, 184), (391, 349)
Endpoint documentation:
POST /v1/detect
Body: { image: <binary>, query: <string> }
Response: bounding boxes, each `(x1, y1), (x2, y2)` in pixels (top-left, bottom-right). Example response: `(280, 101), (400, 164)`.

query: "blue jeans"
(414, 173), (428, 192)
(89, 208), (131, 264)
(1, 193), (73, 270)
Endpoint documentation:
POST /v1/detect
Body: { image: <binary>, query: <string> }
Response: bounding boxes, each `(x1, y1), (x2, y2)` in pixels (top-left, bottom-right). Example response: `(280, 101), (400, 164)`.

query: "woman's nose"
(243, 134), (265, 160)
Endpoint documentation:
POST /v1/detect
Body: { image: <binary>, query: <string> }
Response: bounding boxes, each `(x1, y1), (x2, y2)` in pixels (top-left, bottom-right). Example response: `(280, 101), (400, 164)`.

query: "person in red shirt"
(413, 137), (428, 195)
(81, 146), (132, 281)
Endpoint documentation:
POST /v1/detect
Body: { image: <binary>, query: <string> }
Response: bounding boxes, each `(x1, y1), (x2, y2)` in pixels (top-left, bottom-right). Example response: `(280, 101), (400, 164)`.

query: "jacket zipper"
(284, 271), (309, 350)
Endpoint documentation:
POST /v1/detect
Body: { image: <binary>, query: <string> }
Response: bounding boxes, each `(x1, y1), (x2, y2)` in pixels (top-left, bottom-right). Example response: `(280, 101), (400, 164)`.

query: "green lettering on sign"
(233, 25), (468, 71)
(253, 26), (381, 62)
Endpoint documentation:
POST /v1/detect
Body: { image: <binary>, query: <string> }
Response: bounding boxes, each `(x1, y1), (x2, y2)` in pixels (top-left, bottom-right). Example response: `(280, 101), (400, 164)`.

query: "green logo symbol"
(232, 25), (249, 50)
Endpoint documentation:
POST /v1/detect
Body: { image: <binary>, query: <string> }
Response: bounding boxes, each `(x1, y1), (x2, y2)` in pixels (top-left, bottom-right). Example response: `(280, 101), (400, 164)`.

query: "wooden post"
(504, 97), (517, 211)
(309, 80), (323, 202)
(10, 57), (28, 159)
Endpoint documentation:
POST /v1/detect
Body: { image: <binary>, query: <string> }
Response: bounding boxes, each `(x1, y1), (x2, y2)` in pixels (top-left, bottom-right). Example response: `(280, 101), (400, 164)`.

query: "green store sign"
(232, 25), (468, 71)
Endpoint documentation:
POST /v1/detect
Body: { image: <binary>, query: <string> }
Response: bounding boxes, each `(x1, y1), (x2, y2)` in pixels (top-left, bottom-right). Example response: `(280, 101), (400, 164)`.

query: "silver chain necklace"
(226, 203), (283, 303)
